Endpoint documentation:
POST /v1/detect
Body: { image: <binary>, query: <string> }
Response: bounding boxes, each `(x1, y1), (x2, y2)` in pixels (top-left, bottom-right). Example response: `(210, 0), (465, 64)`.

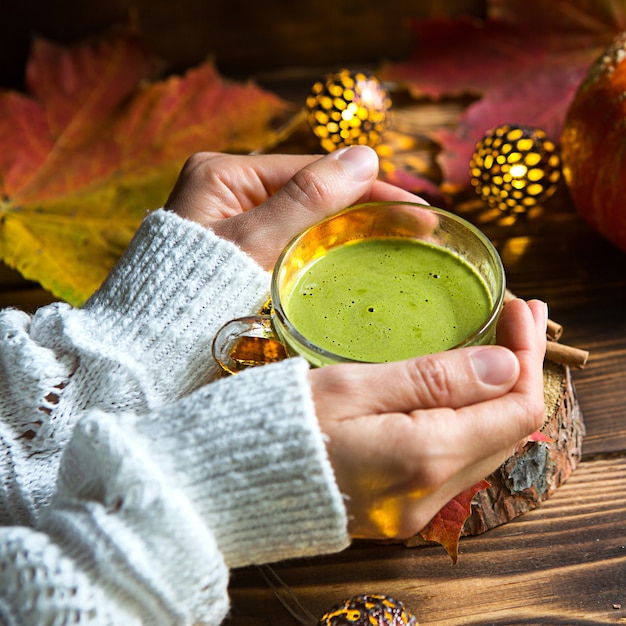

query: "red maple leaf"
(528, 430), (555, 443)
(419, 479), (490, 563)
(0, 28), (290, 305)
(380, 0), (626, 190)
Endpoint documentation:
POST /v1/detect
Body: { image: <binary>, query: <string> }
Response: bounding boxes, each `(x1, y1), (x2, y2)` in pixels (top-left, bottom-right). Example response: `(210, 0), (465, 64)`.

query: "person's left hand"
(164, 147), (422, 269)
(310, 298), (547, 539)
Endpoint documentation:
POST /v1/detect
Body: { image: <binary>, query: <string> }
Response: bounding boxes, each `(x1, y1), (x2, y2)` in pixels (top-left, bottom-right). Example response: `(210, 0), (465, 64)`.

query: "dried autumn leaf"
(380, 0), (626, 190)
(0, 29), (290, 305)
(419, 479), (490, 563)
(489, 0), (626, 32)
(528, 430), (555, 443)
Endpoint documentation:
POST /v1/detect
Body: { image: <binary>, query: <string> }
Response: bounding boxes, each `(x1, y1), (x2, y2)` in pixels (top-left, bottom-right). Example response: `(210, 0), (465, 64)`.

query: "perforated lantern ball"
(318, 594), (418, 625)
(470, 124), (561, 214)
(306, 69), (391, 152)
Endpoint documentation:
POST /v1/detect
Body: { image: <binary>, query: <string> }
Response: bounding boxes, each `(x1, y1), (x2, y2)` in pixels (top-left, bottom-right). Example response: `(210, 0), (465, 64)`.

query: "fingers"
(165, 152), (323, 223)
(318, 299), (548, 540)
(260, 145), (418, 221)
(223, 146), (380, 268)
(441, 298), (547, 463)
(312, 298), (543, 420)
(314, 298), (548, 540)
(497, 298), (547, 398)
(366, 178), (428, 204)
(166, 148), (426, 268)
(167, 149), (424, 225)
(497, 297), (547, 355)
(212, 146), (420, 269)
(311, 301), (546, 423)
(401, 299), (547, 494)
(310, 344), (520, 421)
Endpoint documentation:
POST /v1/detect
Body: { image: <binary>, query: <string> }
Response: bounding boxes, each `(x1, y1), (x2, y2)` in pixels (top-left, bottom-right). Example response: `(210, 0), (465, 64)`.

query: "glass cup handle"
(212, 315), (288, 375)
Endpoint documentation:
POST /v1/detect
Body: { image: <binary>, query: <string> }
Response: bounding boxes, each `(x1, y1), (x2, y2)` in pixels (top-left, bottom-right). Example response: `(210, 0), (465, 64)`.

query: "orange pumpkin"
(561, 31), (626, 253)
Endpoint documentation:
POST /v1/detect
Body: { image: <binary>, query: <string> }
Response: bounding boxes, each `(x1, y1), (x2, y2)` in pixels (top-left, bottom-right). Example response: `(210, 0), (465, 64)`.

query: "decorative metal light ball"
(318, 594), (418, 625)
(306, 69), (391, 152)
(470, 124), (561, 214)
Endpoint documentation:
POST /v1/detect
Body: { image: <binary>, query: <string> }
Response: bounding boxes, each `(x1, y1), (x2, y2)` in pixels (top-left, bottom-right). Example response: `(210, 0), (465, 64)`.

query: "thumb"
(264, 144), (381, 226)
(311, 345), (521, 422)
(227, 146), (380, 269)
(277, 144), (380, 204)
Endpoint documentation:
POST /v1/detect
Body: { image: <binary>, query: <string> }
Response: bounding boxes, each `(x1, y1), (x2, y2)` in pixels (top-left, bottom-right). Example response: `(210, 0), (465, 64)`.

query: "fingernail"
(333, 145), (379, 181)
(470, 346), (518, 386)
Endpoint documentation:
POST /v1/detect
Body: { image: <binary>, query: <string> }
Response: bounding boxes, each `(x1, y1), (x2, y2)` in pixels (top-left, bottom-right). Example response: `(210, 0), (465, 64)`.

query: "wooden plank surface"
(1, 68), (625, 626)
(220, 78), (626, 624)
(227, 456), (626, 624)
(479, 202), (626, 458)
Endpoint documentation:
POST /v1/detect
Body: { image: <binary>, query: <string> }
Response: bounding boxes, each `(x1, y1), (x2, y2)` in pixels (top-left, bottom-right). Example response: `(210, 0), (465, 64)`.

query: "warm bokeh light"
(318, 594), (418, 626)
(306, 68), (391, 152)
(470, 124), (561, 214)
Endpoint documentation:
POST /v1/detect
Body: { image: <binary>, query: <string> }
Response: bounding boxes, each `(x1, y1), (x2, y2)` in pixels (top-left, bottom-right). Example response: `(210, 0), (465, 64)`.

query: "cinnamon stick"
(547, 319), (564, 342)
(545, 340), (589, 370)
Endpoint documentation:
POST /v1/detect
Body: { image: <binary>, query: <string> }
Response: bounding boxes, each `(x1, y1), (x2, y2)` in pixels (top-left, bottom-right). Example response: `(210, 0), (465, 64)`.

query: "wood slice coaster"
(405, 359), (585, 545)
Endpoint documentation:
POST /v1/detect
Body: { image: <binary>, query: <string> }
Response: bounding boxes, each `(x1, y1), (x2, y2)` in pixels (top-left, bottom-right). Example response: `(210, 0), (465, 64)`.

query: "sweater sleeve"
(57, 208), (273, 404)
(0, 207), (350, 625)
(0, 209), (270, 525)
(0, 358), (349, 626)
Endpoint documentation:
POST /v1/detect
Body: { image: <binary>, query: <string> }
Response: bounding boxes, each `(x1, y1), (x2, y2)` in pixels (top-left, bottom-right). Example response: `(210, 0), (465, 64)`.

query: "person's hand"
(164, 147), (422, 270)
(310, 298), (547, 540)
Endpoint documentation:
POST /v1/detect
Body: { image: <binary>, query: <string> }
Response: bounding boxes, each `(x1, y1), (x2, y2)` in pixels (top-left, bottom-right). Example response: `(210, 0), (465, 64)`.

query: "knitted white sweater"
(0, 209), (349, 625)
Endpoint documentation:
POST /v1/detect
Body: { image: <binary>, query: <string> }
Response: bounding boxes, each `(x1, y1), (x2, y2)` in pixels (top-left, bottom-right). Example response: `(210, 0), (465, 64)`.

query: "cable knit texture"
(0, 209), (350, 625)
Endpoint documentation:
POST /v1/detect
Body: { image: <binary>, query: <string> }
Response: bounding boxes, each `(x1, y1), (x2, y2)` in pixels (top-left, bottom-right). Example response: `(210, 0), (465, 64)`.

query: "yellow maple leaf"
(0, 29), (291, 305)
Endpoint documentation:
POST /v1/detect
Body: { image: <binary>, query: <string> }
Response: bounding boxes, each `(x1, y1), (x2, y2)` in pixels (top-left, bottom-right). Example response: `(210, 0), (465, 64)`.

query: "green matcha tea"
(284, 237), (493, 362)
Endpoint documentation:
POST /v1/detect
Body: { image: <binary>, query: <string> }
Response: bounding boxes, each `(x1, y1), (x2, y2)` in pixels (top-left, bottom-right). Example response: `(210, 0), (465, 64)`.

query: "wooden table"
(221, 84), (626, 625)
(224, 191), (626, 622)
(2, 81), (625, 625)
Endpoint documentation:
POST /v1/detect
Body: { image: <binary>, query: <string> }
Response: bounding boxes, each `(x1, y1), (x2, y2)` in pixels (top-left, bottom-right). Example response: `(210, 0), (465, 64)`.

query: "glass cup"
(212, 201), (505, 373)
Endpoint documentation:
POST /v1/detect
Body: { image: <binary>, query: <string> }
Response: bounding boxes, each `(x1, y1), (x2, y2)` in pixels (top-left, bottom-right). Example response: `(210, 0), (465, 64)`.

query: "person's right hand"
(164, 146), (422, 270)
(310, 297), (547, 540)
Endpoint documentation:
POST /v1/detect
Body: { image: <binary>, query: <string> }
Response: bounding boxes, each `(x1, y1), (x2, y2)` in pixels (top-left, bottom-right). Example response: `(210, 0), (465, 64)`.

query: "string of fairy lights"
(303, 68), (562, 217)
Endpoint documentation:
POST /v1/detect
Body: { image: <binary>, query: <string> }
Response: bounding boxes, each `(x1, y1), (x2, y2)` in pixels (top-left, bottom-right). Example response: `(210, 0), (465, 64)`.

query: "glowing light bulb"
(305, 69), (391, 152)
(470, 124), (561, 214)
(318, 594), (418, 625)
(509, 164), (528, 178)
